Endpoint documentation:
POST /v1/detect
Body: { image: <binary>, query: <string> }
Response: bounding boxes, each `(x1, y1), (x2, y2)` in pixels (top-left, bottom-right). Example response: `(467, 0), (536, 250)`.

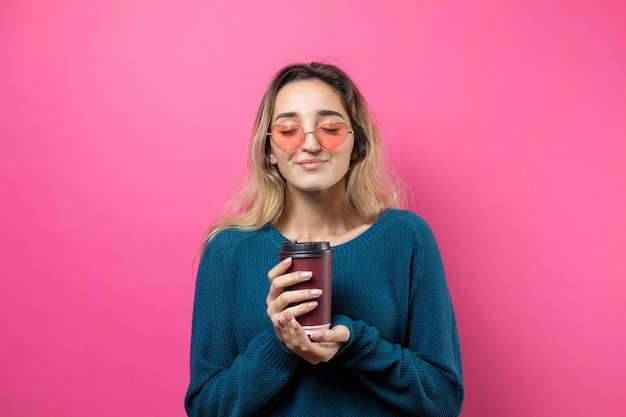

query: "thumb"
(310, 325), (350, 342)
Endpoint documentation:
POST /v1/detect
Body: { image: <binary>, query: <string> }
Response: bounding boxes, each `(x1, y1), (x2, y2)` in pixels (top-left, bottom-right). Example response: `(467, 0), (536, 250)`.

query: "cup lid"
(278, 241), (334, 257)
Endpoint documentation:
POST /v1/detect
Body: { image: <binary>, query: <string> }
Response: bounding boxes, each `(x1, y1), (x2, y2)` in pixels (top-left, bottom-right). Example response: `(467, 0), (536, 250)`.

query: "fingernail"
(310, 289), (322, 296)
(282, 257), (292, 265)
(307, 301), (318, 308)
(310, 331), (323, 340)
(291, 319), (299, 330)
(300, 271), (312, 279)
(277, 318), (285, 327)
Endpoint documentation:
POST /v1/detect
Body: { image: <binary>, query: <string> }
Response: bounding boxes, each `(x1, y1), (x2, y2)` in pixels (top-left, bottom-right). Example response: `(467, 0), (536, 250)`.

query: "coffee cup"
(278, 241), (334, 334)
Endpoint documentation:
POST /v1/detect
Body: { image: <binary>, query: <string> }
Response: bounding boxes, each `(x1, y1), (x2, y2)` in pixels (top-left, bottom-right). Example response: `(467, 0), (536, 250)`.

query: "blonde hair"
(200, 62), (407, 249)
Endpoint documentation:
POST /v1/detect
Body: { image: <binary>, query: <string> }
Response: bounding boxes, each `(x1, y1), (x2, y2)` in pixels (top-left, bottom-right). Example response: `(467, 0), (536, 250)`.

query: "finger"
(268, 298), (318, 330)
(267, 257), (293, 281)
(283, 311), (310, 346)
(274, 288), (321, 310)
(309, 325), (350, 343)
(272, 314), (288, 345)
(309, 331), (324, 341)
(266, 271), (313, 307)
(270, 270), (312, 290)
(276, 311), (299, 348)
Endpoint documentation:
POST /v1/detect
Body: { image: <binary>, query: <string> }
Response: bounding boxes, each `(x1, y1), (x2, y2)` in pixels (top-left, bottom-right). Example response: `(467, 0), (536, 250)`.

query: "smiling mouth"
(297, 159), (327, 169)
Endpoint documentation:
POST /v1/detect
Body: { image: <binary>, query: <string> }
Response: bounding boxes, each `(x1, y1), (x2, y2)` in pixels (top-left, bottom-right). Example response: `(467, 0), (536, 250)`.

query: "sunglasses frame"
(267, 122), (354, 152)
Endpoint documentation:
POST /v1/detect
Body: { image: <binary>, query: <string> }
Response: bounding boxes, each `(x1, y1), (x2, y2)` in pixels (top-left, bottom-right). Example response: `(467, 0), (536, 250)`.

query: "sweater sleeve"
(331, 219), (464, 417)
(184, 233), (300, 417)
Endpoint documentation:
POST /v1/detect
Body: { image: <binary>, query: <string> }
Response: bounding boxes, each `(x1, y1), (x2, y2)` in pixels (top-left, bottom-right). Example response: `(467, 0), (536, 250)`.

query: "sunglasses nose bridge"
(301, 129), (322, 150)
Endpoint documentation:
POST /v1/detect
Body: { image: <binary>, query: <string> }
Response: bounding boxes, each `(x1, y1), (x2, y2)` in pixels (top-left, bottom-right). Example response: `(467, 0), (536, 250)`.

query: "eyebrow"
(274, 110), (346, 121)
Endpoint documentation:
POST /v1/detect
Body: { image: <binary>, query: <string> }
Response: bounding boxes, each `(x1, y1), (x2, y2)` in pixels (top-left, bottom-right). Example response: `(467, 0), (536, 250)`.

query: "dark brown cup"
(278, 241), (334, 334)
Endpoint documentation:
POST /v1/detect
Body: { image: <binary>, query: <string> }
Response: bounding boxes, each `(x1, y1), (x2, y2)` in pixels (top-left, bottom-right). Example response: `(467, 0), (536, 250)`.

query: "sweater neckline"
(265, 209), (392, 258)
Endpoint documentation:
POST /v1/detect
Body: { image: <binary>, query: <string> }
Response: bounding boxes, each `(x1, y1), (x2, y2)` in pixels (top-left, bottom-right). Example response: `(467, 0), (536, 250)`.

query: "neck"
(274, 182), (365, 244)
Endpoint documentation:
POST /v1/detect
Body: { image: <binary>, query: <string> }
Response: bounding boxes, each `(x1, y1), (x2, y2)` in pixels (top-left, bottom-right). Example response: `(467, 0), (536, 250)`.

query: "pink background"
(1, 0), (625, 416)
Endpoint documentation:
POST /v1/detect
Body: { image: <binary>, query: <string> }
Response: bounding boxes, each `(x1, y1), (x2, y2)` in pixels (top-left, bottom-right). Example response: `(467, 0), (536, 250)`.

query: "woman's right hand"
(266, 257), (322, 345)
(266, 257), (348, 364)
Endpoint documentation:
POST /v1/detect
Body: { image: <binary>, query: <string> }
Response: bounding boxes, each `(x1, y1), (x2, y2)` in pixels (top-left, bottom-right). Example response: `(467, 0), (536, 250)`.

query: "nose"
(300, 130), (322, 152)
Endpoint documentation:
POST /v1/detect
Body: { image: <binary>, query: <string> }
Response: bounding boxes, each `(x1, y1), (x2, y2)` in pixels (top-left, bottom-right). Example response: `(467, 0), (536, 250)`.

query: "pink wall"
(1, 0), (624, 416)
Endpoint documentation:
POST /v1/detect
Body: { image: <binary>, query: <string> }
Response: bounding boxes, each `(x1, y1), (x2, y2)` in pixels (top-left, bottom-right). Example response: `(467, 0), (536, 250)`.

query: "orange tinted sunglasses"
(268, 122), (353, 152)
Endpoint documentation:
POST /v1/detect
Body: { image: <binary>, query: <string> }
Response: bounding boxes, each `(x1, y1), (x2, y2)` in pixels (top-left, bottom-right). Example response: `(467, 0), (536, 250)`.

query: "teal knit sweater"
(185, 209), (464, 416)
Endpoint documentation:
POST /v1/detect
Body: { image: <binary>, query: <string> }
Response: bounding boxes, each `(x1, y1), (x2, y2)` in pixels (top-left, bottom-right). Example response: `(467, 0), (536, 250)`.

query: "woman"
(185, 63), (464, 416)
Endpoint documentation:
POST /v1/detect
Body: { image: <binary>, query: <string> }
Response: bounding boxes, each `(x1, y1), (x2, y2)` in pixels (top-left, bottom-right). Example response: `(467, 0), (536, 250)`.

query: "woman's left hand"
(277, 311), (350, 365)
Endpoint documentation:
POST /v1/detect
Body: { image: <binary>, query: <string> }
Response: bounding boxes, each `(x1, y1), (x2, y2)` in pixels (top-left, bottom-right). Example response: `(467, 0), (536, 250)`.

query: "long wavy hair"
(200, 62), (408, 249)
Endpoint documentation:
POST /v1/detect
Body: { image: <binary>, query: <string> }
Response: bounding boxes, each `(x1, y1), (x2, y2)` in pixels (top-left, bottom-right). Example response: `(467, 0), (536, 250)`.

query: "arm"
(184, 235), (300, 417)
(330, 221), (464, 417)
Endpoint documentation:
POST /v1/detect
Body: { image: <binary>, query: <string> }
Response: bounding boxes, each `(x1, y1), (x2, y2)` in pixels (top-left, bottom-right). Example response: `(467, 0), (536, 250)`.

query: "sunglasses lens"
(316, 123), (348, 150)
(271, 125), (304, 151)
(270, 123), (350, 152)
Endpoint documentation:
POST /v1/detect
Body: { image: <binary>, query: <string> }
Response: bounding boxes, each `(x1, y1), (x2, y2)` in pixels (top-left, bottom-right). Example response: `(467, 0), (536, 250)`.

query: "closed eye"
(279, 128), (300, 136)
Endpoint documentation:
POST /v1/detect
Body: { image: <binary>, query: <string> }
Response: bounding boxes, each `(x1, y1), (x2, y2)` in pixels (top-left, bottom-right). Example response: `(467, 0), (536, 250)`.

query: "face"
(268, 79), (354, 194)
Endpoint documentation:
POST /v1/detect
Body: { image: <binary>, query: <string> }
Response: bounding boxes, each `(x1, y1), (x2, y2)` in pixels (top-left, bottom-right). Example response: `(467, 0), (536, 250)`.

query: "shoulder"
(209, 227), (253, 246)
(380, 208), (434, 236)
(374, 209), (440, 255)
(201, 225), (274, 262)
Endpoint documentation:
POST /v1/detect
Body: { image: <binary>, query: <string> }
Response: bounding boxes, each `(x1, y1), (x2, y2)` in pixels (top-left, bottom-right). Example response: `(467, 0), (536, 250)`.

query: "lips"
(296, 158), (327, 170)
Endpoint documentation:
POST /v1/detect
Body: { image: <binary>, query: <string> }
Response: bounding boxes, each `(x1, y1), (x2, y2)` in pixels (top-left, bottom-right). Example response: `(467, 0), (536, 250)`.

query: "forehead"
(273, 79), (347, 118)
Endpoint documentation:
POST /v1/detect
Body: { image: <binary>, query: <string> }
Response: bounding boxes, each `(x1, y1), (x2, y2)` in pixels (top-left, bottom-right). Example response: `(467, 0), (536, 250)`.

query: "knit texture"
(185, 209), (464, 416)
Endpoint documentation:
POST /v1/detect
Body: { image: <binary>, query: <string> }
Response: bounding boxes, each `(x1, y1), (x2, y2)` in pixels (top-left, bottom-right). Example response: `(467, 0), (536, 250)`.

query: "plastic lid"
(278, 241), (334, 257)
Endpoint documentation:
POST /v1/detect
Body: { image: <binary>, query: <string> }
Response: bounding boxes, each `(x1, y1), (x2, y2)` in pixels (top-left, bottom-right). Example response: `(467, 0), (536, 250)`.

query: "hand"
(266, 257), (321, 341)
(266, 257), (349, 363)
(278, 310), (350, 365)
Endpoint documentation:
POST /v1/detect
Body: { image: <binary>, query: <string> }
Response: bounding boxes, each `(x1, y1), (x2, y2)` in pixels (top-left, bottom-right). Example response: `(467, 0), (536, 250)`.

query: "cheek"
(328, 150), (354, 177)
(337, 155), (353, 174)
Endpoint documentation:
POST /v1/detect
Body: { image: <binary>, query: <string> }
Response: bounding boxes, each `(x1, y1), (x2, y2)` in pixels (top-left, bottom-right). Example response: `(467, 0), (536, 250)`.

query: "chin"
(288, 178), (347, 194)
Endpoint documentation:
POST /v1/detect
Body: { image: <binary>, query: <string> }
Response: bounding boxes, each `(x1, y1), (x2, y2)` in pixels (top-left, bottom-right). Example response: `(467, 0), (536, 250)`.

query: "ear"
(269, 153), (278, 165)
